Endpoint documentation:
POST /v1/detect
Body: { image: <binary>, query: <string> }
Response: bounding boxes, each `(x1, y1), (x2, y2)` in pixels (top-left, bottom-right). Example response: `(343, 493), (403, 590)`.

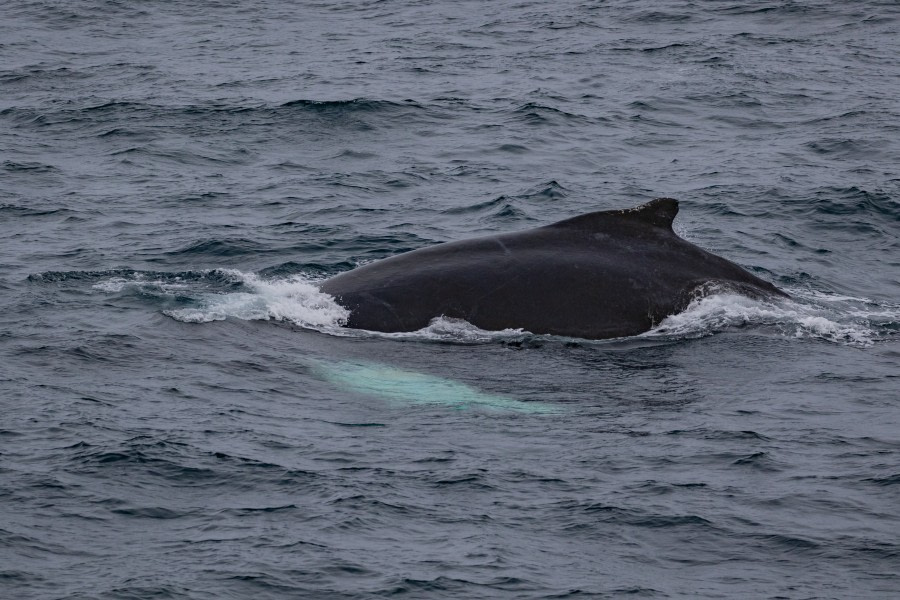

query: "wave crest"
(649, 289), (897, 348)
(162, 271), (348, 329)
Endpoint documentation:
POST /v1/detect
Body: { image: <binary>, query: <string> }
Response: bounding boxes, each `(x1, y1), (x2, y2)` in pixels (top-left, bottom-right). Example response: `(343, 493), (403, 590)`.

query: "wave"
(648, 288), (898, 348)
(277, 98), (423, 115)
(2, 97), (429, 130)
(1, 203), (70, 217)
(441, 181), (568, 223)
(164, 238), (272, 259)
(620, 10), (694, 24)
(1, 96), (434, 168)
(29, 268), (240, 287)
(156, 271), (348, 329)
(2, 160), (59, 173)
(809, 186), (898, 218)
(509, 102), (594, 126)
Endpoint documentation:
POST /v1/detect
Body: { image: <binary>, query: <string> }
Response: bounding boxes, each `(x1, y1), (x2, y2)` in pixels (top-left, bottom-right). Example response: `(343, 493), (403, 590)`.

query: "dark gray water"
(2, 1), (899, 598)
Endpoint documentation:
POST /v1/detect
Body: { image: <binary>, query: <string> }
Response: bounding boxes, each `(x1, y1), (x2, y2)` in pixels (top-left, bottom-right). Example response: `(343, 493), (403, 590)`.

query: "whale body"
(319, 198), (787, 340)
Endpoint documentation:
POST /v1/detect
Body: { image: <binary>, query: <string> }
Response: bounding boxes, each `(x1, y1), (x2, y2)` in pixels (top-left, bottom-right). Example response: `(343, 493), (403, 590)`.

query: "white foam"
(647, 288), (898, 348)
(370, 316), (529, 344)
(92, 277), (131, 293)
(92, 273), (192, 294)
(163, 270), (349, 329)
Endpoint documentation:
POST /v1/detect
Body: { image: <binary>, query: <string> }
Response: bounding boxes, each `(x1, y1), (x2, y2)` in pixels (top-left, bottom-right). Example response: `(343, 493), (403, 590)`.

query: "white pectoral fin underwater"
(318, 198), (789, 341)
(312, 359), (561, 414)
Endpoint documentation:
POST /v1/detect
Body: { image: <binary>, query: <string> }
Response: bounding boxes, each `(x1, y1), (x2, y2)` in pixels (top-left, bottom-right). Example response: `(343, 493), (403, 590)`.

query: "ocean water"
(2, 1), (899, 598)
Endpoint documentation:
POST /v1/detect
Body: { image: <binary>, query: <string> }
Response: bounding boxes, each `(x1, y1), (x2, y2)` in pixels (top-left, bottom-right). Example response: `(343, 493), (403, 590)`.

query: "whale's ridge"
(548, 197), (679, 231)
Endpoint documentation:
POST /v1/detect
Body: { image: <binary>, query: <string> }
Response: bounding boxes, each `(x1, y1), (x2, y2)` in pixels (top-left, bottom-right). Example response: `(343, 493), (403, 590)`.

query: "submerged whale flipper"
(313, 359), (560, 414)
(319, 198), (787, 340)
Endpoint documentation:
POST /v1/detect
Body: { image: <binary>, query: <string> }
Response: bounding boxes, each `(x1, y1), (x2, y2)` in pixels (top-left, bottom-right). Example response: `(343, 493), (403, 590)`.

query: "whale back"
(319, 198), (786, 339)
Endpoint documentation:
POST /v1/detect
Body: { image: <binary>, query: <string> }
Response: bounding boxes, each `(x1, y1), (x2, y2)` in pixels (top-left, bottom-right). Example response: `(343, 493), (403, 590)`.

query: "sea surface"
(2, 1), (899, 598)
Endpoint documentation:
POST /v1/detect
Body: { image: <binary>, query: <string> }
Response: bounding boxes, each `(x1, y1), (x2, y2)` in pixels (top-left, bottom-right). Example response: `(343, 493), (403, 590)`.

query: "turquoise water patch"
(314, 360), (560, 414)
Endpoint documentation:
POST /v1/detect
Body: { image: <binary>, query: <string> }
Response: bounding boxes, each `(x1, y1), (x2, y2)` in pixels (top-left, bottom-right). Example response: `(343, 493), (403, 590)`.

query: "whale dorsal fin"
(548, 198), (679, 231)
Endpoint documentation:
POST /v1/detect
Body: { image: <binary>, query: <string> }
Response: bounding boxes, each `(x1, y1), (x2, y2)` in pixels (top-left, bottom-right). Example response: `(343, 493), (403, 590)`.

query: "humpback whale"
(319, 198), (787, 340)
